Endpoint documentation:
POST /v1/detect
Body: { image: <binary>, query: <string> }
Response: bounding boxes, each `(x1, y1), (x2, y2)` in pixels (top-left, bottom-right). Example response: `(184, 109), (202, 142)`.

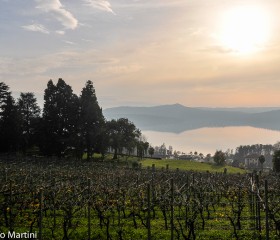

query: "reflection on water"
(143, 126), (280, 155)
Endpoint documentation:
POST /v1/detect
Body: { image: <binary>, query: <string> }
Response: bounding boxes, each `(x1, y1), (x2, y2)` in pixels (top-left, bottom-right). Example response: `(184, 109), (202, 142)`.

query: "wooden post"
(186, 175), (189, 190)
(39, 188), (43, 240)
(151, 174), (155, 205)
(171, 178), (174, 240)
(192, 173), (195, 185)
(136, 175), (139, 187)
(88, 179), (91, 240)
(265, 180), (269, 240)
(253, 174), (262, 235)
(9, 180), (12, 232)
(52, 178), (56, 227)
(147, 183), (151, 240)
(255, 175), (261, 232)
(5, 168), (7, 182)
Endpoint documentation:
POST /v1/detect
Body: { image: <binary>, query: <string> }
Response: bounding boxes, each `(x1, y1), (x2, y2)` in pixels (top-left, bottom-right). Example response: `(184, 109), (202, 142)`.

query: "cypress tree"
(79, 80), (104, 160)
(42, 79), (79, 157)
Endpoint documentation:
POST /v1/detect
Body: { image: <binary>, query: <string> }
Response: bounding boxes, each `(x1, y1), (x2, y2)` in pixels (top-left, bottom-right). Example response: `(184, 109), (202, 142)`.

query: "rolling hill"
(103, 104), (280, 133)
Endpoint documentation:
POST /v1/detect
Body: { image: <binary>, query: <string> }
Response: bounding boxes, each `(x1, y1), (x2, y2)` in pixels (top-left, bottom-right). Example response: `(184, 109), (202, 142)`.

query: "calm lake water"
(143, 126), (280, 155)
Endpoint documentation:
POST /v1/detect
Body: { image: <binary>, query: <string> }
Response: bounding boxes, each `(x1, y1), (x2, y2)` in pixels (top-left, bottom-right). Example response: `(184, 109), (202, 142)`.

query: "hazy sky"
(1, 0), (280, 108)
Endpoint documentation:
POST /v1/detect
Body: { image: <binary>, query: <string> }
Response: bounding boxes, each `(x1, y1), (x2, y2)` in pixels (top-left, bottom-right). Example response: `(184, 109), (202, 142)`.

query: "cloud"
(199, 45), (237, 54)
(114, 0), (189, 9)
(99, 64), (143, 75)
(82, 38), (94, 43)
(22, 23), (50, 34)
(62, 40), (76, 45)
(0, 50), (119, 78)
(35, 0), (78, 30)
(83, 0), (115, 14)
(55, 30), (65, 35)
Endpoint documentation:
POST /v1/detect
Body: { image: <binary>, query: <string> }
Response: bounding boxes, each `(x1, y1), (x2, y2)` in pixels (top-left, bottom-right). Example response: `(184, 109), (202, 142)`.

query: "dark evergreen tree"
(41, 80), (57, 155)
(0, 82), (20, 152)
(0, 82), (10, 112)
(79, 80), (104, 160)
(42, 79), (79, 157)
(258, 155), (265, 170)
(95, 122), (110, 160)
(273, 150), (280, 172)
(17, 92), (41, 153)
(0, 94), (20, 152)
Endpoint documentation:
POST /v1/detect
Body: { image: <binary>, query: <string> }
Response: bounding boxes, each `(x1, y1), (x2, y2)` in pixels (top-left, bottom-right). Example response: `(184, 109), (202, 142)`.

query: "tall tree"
(79, 80), (104, 160)
(42, 79), (79, 157)
(148, 147), (155, 158)
(0, 82), (21, 152)
(17, 92), (41, 153)
(0, 94), (20, 152)
(0, 82), (10, 113)
(213, 150), (226, 166)
(258, 155), (265, 171)
(95, 122), (110, 160)
(41, 80), (57, 155)
(137, 141), (149, 159)
(273, 150), (280, 172)
(107, 118), (140, 159)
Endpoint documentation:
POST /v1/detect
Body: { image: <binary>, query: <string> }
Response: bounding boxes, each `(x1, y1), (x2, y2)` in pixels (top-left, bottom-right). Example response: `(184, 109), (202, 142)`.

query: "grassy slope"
(90, 154), (246, 174)
(140, 159), (246, 174)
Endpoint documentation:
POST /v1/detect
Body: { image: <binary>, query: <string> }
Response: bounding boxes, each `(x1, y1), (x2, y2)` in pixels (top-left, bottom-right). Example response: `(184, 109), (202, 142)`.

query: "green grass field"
(96, 153), (246, 174)
(140, 158), (246, 174)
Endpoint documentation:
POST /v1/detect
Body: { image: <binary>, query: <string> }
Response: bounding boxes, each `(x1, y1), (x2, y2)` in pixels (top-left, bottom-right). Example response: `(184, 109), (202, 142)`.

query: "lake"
(143, 126), (280, 155)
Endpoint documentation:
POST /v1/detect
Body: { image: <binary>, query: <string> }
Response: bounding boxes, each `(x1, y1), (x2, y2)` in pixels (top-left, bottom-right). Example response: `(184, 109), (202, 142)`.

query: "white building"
(244, 154), (260, 169)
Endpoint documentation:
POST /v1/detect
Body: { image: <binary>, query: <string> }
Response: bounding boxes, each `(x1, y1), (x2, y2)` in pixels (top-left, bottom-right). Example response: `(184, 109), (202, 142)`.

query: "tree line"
(0, 79), (149, 159)
(212, 144), (280, 172)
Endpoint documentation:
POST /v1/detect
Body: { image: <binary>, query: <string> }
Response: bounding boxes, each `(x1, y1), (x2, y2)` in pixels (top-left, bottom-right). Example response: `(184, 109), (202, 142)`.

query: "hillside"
(104, 104), (280, 133)
(140, 159), (246, 174)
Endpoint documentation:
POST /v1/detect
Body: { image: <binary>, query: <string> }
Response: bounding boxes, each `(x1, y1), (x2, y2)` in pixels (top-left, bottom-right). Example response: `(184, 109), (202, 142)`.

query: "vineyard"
(0, 156), (280, 240)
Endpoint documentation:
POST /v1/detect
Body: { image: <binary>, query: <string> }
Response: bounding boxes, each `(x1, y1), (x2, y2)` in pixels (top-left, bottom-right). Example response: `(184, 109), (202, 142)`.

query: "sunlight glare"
(219, 6), (271, 54)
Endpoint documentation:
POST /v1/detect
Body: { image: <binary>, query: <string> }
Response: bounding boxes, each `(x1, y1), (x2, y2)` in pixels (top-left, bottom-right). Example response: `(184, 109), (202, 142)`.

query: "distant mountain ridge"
(103, 104), (280, 133)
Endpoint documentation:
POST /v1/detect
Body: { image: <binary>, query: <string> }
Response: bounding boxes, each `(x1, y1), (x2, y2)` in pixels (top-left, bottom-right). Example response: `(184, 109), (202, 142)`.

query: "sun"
(218, 6), (271, 54)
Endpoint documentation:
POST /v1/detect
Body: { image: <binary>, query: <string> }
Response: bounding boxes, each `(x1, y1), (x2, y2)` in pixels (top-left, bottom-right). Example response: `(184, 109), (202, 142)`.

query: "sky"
(1, 0), (280, 109)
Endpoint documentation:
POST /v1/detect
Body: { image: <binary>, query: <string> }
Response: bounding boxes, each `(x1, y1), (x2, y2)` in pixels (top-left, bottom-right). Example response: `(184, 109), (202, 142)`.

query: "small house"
(244, 154), (260, 169)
